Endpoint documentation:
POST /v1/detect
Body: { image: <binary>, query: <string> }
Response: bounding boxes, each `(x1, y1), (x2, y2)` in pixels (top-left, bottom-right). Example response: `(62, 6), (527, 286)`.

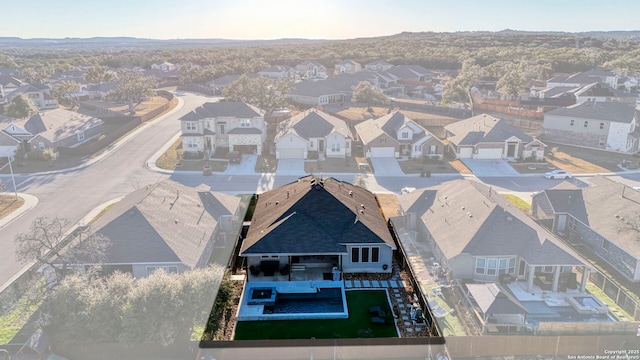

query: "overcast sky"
(2, 0), (639, 40)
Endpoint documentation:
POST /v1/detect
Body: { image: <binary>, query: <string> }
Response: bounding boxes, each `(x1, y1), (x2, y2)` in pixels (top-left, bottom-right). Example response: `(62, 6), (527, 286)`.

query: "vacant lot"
(545, 143), (638, 173)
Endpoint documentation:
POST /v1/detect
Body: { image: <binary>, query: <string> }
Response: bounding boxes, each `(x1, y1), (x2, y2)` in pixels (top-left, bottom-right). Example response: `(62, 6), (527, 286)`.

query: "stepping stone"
(400, 280), (407, 288)
(371, 280), (380, 288)
(393, 288), (400, 293)
(398, 304), (406, 308)
(354, 280), (362, 288)
(380, 280), (389, 288)
(402, 316), (409, 321)
(400, 310), (407, 315)
(404, 321), (412, 326)
(363, 280), (371, 287)
(406, 328), (414, 333)
(389, 280), (399, 288)
(345, 280), (352, 288)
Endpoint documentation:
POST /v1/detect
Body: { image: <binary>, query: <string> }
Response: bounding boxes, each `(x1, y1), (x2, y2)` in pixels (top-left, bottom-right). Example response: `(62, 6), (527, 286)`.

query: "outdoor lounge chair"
(371, 316), (386, 324)
(249, 265), (260, 276)
(369, 306), (386, 318)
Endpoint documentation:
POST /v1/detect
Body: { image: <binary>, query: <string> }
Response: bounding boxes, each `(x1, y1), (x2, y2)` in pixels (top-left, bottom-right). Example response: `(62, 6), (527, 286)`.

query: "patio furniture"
(279, 264), (290, 276)
(249, 265), (260, 276)
(371, 316), (386, 324)
(369, 306), (386, 318)
(260, 260), (280, 277)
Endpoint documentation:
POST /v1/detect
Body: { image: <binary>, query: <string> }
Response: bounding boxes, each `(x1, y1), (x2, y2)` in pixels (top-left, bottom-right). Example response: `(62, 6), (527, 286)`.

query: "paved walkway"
(370, 157), (403, 176)
(461, 159), (520, 177)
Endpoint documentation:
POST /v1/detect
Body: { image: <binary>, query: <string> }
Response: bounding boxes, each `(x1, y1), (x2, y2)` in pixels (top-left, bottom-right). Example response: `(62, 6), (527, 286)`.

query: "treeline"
(2, 32), (640, 79)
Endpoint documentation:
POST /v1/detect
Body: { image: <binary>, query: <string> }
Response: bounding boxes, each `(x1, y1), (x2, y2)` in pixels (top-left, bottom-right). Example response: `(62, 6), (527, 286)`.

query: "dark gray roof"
(241, 176), (395, 255)
(445, 114), (534, 146)
(0, 75), (24, 87)
(397, 180), (587, 266)
(546, 102), (638, 123)
(574, 82), (635, 98)
(289, 77), (360, 97)
(86, 81), (119, 92)
(91, 180), (240, 268)
(548, 70), (616, 85)
(179, 102), (264, 121)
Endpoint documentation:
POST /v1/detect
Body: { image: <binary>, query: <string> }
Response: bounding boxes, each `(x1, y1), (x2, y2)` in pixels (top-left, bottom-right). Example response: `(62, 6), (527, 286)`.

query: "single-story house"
(59, 180), (243, 279)
(444, 114), (546, 160)
(542, 101), (639, 153)
(531, 176), (640, 282)
(287, 77), (360, 106)
(257, 65), (295, 80)
(355, 112), (445, 159)
(179, 101), (266, 156)
(274, 109), (353, 159)
(240, 176), (397, 280)
(394, 179), (593, 293)
(1, 108), (103, 152)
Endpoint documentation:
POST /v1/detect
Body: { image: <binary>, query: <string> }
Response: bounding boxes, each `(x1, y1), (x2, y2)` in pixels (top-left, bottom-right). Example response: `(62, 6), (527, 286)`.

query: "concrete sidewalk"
(0, 193), (39, 230)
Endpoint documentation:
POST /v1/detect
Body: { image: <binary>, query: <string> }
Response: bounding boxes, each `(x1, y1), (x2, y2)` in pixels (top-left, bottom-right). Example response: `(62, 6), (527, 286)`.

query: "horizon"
(2, 0), (640, 40)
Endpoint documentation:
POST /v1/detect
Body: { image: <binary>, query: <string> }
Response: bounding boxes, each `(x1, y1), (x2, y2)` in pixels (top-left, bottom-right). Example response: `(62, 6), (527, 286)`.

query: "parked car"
(229, 151), (242, 164)
(401, 187), (416, 194)
(544, 169), (571, 179)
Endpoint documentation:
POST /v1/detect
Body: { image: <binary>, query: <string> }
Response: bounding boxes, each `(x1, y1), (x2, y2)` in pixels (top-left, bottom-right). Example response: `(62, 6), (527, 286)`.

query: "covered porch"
(246, 254), (343, 282)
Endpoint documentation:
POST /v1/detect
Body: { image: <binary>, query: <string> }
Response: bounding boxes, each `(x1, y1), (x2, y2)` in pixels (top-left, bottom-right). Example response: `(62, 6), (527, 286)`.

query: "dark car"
(229, 151), (242, 164)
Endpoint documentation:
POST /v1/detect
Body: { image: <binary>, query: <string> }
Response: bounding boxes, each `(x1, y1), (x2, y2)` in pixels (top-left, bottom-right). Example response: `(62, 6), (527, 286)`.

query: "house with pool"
(236, 175), (397, 321)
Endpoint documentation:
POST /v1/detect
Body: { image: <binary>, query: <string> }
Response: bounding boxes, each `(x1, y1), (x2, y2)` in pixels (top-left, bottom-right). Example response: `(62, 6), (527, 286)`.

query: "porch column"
(288, 256), (291, 281)
(527, 265), (535, 292)
(580, 267), (590, 292)
(552, 266), (561, 292)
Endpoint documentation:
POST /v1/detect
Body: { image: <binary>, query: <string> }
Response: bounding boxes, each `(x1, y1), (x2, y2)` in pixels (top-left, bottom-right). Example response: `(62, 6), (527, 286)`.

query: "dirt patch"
(0, 195), (25, 221)
(545, 143), (638, 173)
(510, 162), (555, 174)
(398, 158), (458, 174)
(333, 106), (391, 121)
(376, 194), (399, 221)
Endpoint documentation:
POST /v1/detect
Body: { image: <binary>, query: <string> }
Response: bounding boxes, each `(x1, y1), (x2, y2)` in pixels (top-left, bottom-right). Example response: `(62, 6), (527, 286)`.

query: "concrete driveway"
(370, 157), (403, 176)
(224, 154), (257, 175)
(276, 159), (305, 176)
(461, 159), (519, 177)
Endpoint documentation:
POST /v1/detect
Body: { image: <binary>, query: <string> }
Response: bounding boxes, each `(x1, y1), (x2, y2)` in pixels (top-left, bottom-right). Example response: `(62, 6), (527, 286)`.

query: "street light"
(0, 146), (18, 200)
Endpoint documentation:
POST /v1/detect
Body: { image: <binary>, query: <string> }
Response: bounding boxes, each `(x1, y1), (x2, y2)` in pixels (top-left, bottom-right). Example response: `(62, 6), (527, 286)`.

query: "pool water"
(263, 288), (344, 314)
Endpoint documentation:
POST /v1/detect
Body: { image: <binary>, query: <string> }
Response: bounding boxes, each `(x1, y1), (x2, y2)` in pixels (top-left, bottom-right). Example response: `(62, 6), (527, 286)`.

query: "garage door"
(458, 147), (473, 158)
(277, 148), (305, 159)
(476, 148), (504, 159)
(370, 147), (395, 157)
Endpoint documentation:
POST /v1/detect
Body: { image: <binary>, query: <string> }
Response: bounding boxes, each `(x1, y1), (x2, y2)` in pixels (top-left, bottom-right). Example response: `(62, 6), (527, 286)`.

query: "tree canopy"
(351, 81), (390, 107)
(222, 75), (290, 115)
(3, 94), (37, 119)
(108, 69), (157, 113)
(51, 80), (81, 108)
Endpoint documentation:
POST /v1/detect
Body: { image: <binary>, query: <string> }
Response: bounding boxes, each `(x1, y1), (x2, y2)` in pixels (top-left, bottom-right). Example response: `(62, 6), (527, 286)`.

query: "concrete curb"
(0, 193), (39, 230)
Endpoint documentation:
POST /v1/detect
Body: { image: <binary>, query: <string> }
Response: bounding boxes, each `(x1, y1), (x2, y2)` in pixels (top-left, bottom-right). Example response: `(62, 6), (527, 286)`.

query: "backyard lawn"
(233, 290), (397, 340)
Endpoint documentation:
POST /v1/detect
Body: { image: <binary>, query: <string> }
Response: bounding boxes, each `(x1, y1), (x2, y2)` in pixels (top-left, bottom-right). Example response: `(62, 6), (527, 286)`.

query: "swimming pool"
(264, 288), (344, 314)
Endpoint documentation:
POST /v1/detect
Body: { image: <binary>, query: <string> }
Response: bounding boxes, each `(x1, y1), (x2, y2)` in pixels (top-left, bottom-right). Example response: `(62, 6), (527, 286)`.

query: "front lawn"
(397, 158), (458, 174)
(233, 290), (397, 340)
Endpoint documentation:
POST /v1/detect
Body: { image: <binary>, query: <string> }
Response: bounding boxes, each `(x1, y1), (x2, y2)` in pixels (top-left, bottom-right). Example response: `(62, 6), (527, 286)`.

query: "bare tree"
(15, 216), (111, 273)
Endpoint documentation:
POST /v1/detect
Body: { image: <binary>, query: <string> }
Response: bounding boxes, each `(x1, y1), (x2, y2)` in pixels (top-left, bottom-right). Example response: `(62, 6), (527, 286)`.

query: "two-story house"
(6, 84), (58, 110)
(274, 109), (353, 159)
(355, 112), (445, 159)
(179, 102), (266, 157)
(295, 61), (327, 79)
(151, 61), (176, 72)
(364, 61), (394, 72)
(334, 60), (362, 75)
(542, 101), (640, 153)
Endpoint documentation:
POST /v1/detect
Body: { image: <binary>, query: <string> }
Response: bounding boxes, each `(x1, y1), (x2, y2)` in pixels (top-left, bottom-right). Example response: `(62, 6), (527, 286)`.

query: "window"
(361, 247), (369, 262)
(414, 145), (420, 152)
(346, 141), (350, 149)
(146, 266), (157, 276)
(508, 258), (516, 274)
(77, 131), (85, 142)
(570, 119), (575, 126)
(401, 132), (409, 139)
(185, 138), (198, 148)
(331, 143), (340, 152)
(498, 258), (508, 275)
(430, 145), (437, 154)
(475, 258), (486, 275)
(487, 259), (497, 276)
(38, 142), (45, 150)
(584, 121), (589, 128)
(310, 141), (314, 148)
(544, 266), (553, 273)
(218, 123), (226, 134)
(600, 122), (605, 130)
(186, 122), (197, 131)
(599, 136), (606, 146)
(371, 247), (379, 263)
(240, 119), (251, 127)
(351, 247), (359, 263)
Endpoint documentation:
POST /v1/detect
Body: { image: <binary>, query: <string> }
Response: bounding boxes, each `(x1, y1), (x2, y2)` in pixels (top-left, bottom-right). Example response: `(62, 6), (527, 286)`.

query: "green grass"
(233, 290), (397, 340)
(423, 285), (467, 336)
(502, 194), (531, 213)
(0, 280), (44, 344)
(586, 283), (634, 321)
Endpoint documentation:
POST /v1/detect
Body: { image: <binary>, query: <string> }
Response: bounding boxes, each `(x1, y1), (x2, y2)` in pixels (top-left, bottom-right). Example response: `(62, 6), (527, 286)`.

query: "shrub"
(26, 149), (46, 160)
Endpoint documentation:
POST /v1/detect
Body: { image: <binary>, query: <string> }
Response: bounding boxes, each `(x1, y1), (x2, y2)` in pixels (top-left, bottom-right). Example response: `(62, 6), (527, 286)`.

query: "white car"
(400, 187), (416, 194)
(544, 169), (572, 179)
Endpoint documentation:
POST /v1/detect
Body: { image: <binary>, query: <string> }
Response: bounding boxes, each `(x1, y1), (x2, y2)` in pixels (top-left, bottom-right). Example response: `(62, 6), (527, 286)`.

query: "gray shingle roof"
(241, 176), (395, 255)
(275, 109), (352, 141)
(226, 127), (262, 135)
(355, 112), (437, 145)
(546, 102), (638, 123)
(91, 180), (240, 268)
(398, 179), (587, 266)
(445, 114), (534, 146)
(179, 102), (264, 121)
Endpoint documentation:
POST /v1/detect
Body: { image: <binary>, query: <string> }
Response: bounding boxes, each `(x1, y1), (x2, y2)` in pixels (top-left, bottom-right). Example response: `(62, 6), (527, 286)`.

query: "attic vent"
(361, 204), (365, 209)
(506, 216), (513, 222)
(197, 203), (201, 207)
(461, 206), (465, 210)
(286, 190), (290, 199)
(275, 201), (279, 205)
(310, 178), (316, 185)
(467, 212), (473, 218)
(359, 209), (364, 214)
(615, 214), (620, 218)
(349, 191), (353, 196)
(174, 219), (179, 224)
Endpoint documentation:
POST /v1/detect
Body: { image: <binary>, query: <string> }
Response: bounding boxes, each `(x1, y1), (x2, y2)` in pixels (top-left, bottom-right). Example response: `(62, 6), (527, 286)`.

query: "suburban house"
(151, 61), (176, 72)
(295, 61), (327, 79)
(83, 81), (119, 100)
(54, 180), (243, 279)
(546, 70), (619, 89)
(355, 112), (445, 159)
(257, 65), (295, 80)
(334, 60), (362, 75)
(573, 82), (636, 105)
(6, 84), (58, 110)
(0, 75), (24, 102)
(392, 179), (596, 333)
(240, 176), (397, 280)
(179, 101), (266, 157)
(287, 77), (359, 106)
(542, 101), (639, 153)
(531, 176), (640, 282)
(274, 109), (353, 159)
(444, 114), (546, 160)
(0, 108), (103, 152)
(364, 60), (394, 72)
(384, 65), (436, 82)
(207, 74), (260, 94)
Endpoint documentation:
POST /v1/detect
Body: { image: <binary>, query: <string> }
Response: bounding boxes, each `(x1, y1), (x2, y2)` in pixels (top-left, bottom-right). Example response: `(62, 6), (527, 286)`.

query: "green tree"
(496, 63), (526, 99)
(222, 75), (290, 117)
(109, 69), (157, 114)
(85, 65), (113, 84)
(21, 66), (53, 84)
(351, 81), (390, 107)
(441, 59), (481, 107)
(5, 94), (37, 118)
(51, 80), (81, 108)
